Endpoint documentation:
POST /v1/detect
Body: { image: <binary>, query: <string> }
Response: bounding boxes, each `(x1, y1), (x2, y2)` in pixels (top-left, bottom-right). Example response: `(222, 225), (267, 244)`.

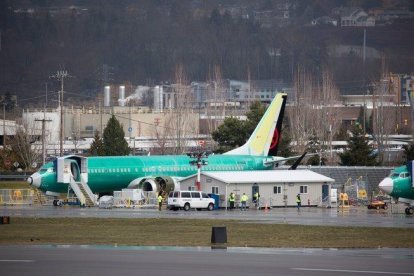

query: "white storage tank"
(104, 86), (111, 107)
(118, 85), (125, 107)
(153, 85), (163, 112)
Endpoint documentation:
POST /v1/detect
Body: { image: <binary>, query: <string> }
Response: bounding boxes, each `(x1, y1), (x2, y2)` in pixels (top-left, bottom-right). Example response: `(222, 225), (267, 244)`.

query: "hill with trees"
(0, 0), (413, 107)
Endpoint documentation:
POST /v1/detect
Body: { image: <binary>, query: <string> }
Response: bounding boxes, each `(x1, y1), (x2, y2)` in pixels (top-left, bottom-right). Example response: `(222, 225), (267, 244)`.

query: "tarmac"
(1, 203), (413, 228)
(1, 204), (414, 275)
(1, 244), (413, 276)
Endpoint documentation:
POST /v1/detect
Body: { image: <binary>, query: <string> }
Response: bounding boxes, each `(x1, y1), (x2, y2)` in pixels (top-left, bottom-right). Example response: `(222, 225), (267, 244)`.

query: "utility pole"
(50, 70), (70, 157)
(362, 28), (367, 134)
(45, 82), (48, 108)
(35, 110), (52, 165)
(2, 103), (5, 148)
(99, 94), (103, 135)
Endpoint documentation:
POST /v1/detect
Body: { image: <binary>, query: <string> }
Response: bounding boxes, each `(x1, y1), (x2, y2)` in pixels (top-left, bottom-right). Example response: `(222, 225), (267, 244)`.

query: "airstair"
(69, 175), (97, 207)
(57, 155), (97, 207)
(32, 188), (48, 205)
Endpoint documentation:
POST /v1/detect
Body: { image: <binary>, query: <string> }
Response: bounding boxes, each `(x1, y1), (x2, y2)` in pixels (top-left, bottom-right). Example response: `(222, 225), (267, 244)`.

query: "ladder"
(69, 175), (97, 207)
(32, 188), (48, 205)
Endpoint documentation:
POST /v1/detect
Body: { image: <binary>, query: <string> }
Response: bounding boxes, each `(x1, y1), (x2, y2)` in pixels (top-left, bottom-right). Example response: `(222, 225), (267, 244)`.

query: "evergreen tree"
(212, 117), (246, 153)
(212, 101), (266, 153)
(102, 115), (130, 156)
(1, 92), (16, 112)
(402, 144), (414, 163)
(306, 133), (326, 166)
(277, 128), (295, 158)
(338, 123), (378, 166)
(88, 130), (105, 156)
(244, 101), (266, 135)
(212, 101), (295, 156)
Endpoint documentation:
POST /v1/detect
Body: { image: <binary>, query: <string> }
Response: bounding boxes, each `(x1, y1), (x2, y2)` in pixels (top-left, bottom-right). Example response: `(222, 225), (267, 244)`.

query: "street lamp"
(187, 151), (209, 191)
(2, 102), (5, 148)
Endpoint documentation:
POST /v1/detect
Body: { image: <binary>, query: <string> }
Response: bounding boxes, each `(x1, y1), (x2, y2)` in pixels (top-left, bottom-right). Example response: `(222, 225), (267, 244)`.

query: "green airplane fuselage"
(388, 165), (414, 199)
(37, 154), (272, 193)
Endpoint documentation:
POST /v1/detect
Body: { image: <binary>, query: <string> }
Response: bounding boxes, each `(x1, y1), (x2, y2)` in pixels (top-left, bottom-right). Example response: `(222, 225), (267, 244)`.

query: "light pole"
(188, 151), (209, 191)
(50, 70), (69, 157)
(2, 102), (5, 148)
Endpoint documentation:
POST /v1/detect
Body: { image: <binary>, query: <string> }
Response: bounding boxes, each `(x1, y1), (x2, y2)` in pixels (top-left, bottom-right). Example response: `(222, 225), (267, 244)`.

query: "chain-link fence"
(0, 189), (34, 205)
(113, 190), (157, 208)
(344, 177), (370, 206)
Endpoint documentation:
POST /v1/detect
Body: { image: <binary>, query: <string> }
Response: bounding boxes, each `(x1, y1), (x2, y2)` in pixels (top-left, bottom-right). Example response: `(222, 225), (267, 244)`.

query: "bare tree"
(372, 76), (395, 165)
(10, 121), (41, 172)
(287, 66), (315, 154)
(205, 65), (225, 135)
(151, 113), (174, 155)
(171, 64), (197, 154)
(288, 66), (341, 164)
(319, 69), (342, 164)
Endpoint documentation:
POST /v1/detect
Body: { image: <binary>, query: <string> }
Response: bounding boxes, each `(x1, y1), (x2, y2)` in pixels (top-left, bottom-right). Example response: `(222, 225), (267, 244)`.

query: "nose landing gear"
(405, 207), (413, 215)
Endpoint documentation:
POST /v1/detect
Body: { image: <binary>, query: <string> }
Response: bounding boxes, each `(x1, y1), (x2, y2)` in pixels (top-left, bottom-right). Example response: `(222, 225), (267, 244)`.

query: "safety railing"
(113, 191), (157, 208)
(0, 189), (34, 205)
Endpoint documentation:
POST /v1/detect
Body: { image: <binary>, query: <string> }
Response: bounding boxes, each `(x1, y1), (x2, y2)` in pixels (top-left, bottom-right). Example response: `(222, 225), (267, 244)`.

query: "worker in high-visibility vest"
(240, 193), (248, 211)
(253, 191), (260, 208)
(296, 194), (302, 210)
(157, 193), (163, 211)
(228, 193), (235, 210)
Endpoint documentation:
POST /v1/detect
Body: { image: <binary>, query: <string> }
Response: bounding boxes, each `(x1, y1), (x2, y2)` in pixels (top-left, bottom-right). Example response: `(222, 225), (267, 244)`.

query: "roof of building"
(181, 170), (334, 184)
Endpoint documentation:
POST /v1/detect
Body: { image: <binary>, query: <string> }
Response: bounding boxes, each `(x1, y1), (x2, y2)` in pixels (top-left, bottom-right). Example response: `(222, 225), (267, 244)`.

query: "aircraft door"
(70, 161), (80, 182)
(56, 156), (87, 184)
(322, 184), (329, 203)
(252, 183), (259, 201)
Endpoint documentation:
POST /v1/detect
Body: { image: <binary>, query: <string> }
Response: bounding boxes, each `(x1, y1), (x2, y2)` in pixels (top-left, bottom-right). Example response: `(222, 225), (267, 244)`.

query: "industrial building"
(179, 170), (334, 208)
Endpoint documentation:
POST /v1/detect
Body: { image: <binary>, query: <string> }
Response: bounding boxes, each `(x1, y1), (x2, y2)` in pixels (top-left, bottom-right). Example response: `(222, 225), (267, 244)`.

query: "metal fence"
(0, 189), (34, 205)
(113, 190), (157, 208)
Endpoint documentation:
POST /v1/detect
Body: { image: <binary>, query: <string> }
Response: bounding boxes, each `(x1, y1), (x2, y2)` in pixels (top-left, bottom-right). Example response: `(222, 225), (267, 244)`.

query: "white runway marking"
(0, 260), (34, 263)
(292, 268), (414, 275)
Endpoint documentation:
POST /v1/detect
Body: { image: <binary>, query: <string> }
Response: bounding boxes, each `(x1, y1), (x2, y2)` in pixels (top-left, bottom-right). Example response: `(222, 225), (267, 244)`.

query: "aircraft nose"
(27, 172), (41, 188)
(379, 177), (393, 194)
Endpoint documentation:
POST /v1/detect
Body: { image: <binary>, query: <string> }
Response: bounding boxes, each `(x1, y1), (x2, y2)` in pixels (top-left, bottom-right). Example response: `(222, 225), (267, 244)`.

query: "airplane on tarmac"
(27, 93), (302, 198)
(379, 161), (414, 215)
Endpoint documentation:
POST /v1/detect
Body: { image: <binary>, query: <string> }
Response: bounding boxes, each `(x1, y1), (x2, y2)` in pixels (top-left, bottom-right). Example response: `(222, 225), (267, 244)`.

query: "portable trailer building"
(178, 170), (335, 208)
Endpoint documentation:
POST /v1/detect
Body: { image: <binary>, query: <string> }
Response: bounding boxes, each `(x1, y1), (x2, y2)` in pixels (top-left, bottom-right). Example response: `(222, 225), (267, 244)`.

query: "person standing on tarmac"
(296, 193), (301, 210)
(240, 193), (248, 211)
(228, 193), (235, 210)
(253, 191), (260, 208)
(158, 193), (163, 211)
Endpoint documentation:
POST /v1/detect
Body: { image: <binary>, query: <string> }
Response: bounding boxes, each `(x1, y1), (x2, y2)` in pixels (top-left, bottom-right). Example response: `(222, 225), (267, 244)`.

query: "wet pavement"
(1, 245), (414, 276)
(1, 204), (413, 228)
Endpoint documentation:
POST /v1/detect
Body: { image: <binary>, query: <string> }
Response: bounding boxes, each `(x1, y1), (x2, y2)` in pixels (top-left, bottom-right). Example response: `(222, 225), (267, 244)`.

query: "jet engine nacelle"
(128, 176), (180, 194)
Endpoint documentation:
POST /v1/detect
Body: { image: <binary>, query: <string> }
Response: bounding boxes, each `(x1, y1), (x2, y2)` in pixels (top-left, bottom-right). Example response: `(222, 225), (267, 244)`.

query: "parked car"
(167, 191), (215, 211)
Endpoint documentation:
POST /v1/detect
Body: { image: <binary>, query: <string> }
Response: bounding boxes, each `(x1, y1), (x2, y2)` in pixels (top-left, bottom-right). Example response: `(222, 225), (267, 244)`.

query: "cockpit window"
(40, 168), (54, 174)
(390, 173), (399, 178)
(400, 172), (410, 178)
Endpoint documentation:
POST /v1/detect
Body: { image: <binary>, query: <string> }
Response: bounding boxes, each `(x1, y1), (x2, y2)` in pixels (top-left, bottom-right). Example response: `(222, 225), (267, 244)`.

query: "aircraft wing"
(264, 152), (313, 168)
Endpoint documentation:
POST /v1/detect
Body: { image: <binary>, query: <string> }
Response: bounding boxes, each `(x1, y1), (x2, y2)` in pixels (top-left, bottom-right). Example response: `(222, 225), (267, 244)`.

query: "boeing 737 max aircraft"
(379, 161), (414, 215)
(28, 93), (295, 196)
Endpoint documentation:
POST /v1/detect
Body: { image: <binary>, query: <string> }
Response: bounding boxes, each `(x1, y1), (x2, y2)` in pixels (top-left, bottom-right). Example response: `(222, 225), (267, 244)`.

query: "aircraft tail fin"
(224, 93), (287, 156)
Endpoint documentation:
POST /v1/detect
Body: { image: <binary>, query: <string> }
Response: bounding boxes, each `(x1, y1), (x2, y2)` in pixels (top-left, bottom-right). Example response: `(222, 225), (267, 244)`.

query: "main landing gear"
(405, 207), (413, 215)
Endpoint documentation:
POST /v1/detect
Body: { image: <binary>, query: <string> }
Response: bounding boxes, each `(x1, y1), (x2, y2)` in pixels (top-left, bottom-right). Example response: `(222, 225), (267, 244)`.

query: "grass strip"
(0, 217), (413, 248)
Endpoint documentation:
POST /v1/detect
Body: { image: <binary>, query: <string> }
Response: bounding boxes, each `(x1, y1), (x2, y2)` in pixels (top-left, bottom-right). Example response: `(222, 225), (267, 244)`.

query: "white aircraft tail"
(224, 93), (287, 156)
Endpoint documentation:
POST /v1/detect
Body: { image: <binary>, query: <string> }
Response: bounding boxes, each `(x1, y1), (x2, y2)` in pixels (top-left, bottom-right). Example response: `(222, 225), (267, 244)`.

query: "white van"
(167, 191), (215, 211)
